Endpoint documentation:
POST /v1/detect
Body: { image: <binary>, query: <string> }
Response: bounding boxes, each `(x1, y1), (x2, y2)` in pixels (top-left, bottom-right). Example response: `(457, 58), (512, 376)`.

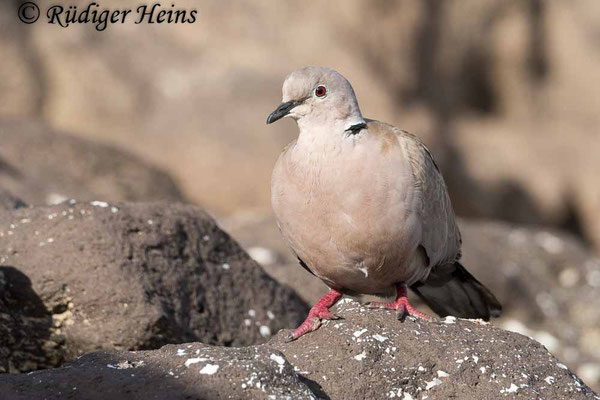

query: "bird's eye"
(314, 85), (327, 97)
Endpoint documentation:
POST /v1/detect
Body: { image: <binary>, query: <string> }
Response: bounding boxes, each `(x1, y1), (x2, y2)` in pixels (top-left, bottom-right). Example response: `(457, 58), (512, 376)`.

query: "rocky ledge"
(0, 201), (308, 373)
(1, 299), (597, 400)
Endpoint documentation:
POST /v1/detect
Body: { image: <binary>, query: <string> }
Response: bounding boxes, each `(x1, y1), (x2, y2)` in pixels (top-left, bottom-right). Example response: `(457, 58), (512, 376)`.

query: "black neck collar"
(345, 122), (367, 135)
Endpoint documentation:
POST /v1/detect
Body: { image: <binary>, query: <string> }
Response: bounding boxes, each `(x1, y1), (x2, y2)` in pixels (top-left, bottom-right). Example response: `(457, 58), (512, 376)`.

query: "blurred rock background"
(1, 0), (600, 390)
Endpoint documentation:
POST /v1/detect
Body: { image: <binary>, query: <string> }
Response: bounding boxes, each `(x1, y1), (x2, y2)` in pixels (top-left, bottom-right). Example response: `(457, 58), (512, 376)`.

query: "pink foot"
(366, 283), (432, 322)
(287, 289), (343, 342)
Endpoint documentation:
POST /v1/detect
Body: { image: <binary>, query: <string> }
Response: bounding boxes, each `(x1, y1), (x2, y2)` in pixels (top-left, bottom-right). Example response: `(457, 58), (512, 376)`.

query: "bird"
(267, 66), (501, 341)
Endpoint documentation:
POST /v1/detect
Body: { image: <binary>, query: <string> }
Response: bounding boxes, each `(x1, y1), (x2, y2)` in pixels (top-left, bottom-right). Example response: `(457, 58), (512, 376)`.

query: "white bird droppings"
(184, 357), (208, 367)
(90, 201), (109, 208)
(353, 328), (368, 338)
(354, 351), (367, 361)
(269, 353), (286, 373)
(500, 383), (519, 394)
(269, 354), (285, 365)
(372, 334), (388, 342)
(199, 364), (219, 375)
(544, 376), (555, 384)
(176, 349), (186, 356)
(425, 378), (442, 390)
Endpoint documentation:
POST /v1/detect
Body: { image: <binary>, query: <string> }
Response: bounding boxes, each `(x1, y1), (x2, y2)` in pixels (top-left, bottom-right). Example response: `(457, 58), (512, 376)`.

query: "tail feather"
(410, 262), (502, 321)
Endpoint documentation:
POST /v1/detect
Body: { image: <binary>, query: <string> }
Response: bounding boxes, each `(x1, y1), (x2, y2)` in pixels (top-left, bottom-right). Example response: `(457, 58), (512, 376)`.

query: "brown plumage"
(267, 66), (501, 341)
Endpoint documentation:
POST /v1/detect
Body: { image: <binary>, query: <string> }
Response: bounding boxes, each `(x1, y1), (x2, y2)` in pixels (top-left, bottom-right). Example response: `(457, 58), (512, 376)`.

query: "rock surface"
(0, 120), (185, 206)
(0, 299), (597, 400)
(272, 299), (599, 400)
(225, 213), (600, 390)
(0, 202), (308, 373)
(0, 343), (317, 400)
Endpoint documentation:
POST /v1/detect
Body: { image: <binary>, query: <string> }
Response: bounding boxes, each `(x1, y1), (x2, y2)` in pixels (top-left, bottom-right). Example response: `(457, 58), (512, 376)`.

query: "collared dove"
(267, 66), (501, 341)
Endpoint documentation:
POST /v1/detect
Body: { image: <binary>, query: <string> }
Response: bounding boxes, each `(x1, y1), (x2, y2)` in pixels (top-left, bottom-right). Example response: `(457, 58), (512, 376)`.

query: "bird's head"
(267, 66), (365, 132)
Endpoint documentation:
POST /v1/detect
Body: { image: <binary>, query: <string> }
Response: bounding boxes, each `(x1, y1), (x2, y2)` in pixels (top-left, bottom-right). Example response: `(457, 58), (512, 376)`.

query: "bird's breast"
(271, 141), (423, 293)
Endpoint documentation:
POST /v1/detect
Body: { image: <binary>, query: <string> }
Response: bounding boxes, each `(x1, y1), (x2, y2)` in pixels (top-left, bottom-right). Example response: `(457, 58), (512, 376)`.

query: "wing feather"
(397, 130), (461, 267)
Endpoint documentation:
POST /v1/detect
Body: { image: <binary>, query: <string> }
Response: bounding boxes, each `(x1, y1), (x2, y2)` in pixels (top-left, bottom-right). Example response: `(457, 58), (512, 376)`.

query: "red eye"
(315, 85), (326, 97)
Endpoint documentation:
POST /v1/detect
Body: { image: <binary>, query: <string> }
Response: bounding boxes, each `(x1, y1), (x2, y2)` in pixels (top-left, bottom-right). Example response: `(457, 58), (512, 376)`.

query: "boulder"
(225, 213), (600, 390)
(0, 343), (317, 400)
(0, 202), (308, 372)
(0, 120), (185, 205)
(0, 299), (597, 399)
(271, 299), (599, 399)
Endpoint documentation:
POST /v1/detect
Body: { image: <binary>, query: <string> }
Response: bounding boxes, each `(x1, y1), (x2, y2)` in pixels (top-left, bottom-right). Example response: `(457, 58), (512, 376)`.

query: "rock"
(460, 219), (600, 390)
(0, 189), (26, 211)
(0, 120), (185, 205)
(0, 202), (308, 372)
(0, 343), (317, 400)
(270, 299), (598, 399)
(0, 266), (65, 373)
(0, 299), (597, 399)
(224, 213), (600, 391)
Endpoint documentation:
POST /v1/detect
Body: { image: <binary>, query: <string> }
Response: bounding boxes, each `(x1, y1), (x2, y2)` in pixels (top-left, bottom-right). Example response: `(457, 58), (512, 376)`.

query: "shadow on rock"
(0, 266), (65, 373)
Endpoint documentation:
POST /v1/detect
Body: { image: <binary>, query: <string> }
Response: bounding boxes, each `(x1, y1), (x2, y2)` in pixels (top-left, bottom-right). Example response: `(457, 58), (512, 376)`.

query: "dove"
(267, 66), (501, 341)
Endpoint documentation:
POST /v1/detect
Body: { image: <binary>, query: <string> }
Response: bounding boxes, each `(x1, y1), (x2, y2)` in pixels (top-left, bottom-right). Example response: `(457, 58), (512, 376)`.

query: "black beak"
(266, 100), (301, 124)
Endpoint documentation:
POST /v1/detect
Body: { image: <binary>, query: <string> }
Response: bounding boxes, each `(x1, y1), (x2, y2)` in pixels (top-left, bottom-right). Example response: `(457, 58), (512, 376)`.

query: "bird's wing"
(396, 129), (462, 268)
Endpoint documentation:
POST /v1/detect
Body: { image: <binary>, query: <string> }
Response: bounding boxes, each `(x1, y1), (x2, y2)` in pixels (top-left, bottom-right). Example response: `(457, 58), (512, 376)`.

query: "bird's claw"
(284, 333), (297, 343)
(397, 308), (410, 322)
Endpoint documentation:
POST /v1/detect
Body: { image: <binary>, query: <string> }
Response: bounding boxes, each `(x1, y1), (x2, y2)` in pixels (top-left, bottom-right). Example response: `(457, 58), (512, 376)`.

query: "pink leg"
(366, 283), (432, 321)
(287, 289), (343, 342)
